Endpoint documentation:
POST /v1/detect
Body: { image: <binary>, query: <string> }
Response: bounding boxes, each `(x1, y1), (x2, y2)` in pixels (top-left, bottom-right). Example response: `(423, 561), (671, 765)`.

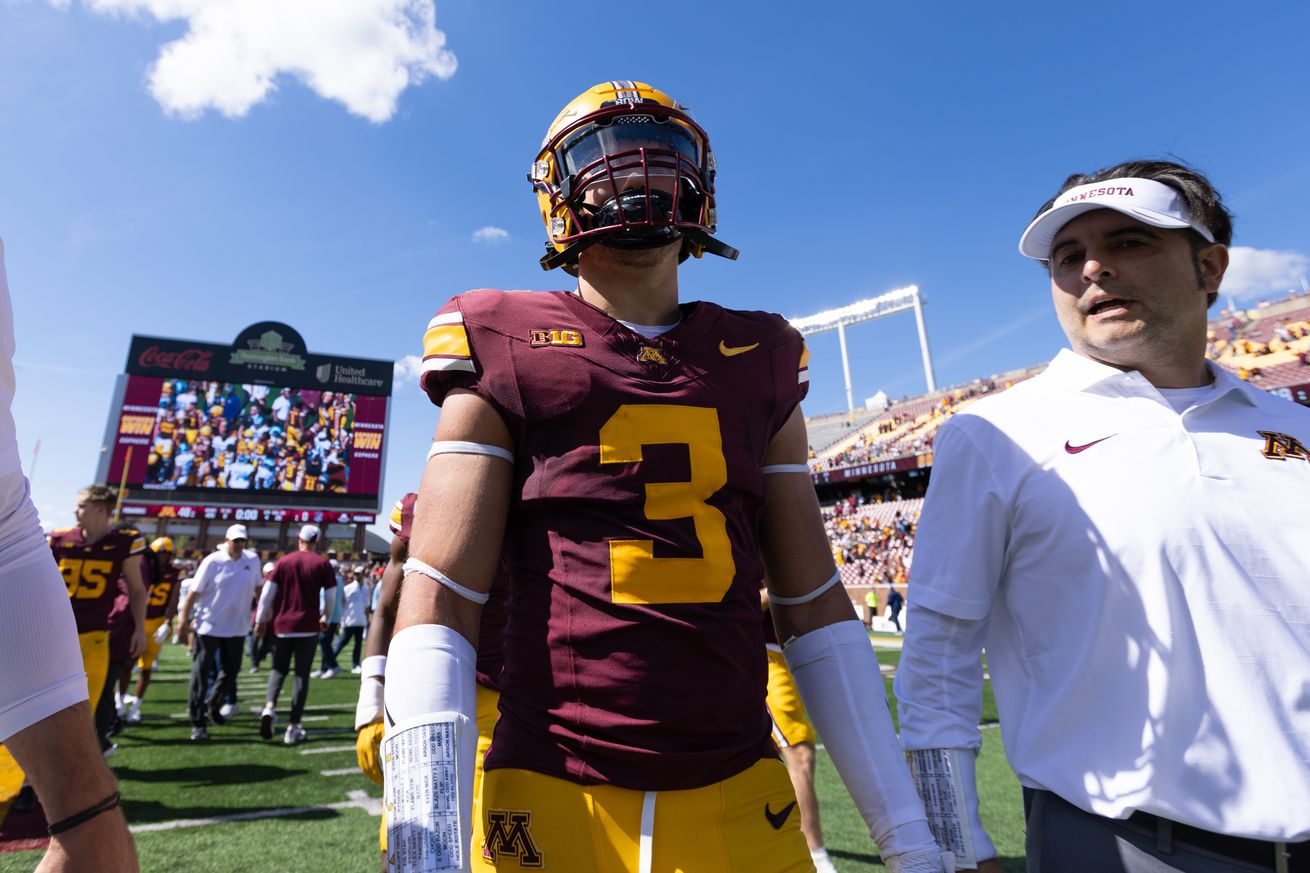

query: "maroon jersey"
(268, 550), (337, 635)
(390, 490), (508, 690)
(419, 289), (809, 790)
(147, 562), (181, 620)
(762, 585), (780, 648)
(49, 527), (146, 634)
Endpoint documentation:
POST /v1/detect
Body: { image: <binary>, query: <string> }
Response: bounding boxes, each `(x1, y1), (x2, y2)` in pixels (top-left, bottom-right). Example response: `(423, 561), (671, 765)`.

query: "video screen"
(143, 381), (359, 494)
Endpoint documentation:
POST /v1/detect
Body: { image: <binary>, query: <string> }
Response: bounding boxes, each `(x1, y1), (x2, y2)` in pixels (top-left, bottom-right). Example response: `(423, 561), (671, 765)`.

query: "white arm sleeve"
(785, 620), (948, 871)
(0, 475), (87, 741)
(321, 583), (337, 622)
(255, 581), (279, 624)
(894, 602), (995, 863)
(383, 624), (477, 873)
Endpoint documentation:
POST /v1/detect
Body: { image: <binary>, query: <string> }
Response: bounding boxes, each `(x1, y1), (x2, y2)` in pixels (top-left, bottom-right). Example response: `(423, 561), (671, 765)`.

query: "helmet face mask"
(532, 82), (737, 273)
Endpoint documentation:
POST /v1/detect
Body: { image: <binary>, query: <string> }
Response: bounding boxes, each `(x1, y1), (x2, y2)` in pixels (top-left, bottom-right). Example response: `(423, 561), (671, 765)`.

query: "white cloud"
(393, 353), (422, 391)
(1220, 246), (1309, 300)
(472, 226), (509, 243)
(58, 0), (457, 122)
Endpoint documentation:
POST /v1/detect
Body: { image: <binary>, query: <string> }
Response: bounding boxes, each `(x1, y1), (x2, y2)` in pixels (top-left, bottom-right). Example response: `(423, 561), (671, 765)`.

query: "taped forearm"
(784, 620), (939, 859)
(383, 624), (477, 872)
(907, 748), (995, 866)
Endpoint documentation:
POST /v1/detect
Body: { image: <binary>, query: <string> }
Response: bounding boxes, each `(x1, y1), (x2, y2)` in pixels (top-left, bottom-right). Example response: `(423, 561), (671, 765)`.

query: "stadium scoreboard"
(96, 321), (393, 548)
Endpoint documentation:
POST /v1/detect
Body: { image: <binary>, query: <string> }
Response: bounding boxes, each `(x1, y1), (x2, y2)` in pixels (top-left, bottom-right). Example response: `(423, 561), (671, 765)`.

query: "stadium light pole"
(789, 285), (938, 414)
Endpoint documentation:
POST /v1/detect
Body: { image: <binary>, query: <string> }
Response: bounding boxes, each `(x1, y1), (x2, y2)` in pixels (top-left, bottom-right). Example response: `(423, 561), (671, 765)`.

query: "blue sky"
(3, 0), (1308, 533)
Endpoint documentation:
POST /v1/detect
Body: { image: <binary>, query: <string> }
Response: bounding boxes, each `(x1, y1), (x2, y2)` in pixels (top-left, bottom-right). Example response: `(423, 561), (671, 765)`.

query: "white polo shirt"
(191, 547), (262, 638)
(903, 349), (1310, 841)
(0, 239), (21, 479)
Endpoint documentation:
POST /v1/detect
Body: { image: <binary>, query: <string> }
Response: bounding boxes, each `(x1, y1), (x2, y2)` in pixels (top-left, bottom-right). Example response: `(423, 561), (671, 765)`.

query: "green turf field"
(0, 638), (1027, 872)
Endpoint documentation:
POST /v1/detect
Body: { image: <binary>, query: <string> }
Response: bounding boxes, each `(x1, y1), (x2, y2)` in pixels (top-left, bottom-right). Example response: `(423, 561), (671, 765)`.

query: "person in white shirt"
(271, 387), (292, 425)
(895, 160), (1310, 872)
(0, 238), (138, 871)
(177, 524), (261, 741)
(330, 566), (370, 672)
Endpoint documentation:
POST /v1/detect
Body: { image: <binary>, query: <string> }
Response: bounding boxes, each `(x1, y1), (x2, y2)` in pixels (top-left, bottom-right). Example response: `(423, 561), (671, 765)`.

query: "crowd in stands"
(823, 495), (924, 588)
(1206, 298), (1310, 384)
(808, 378), (1007, 474)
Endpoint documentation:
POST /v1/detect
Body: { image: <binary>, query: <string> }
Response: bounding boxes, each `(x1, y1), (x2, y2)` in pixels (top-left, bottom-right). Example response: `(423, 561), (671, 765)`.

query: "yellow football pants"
(471, 757), (813, 873)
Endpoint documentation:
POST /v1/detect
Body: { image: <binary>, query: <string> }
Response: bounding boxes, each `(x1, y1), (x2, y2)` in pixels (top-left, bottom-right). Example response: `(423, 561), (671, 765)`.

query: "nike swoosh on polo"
(764, 800), (797, 830)
(1065, 434), (1116, 454)
(719, 340), (759, 357)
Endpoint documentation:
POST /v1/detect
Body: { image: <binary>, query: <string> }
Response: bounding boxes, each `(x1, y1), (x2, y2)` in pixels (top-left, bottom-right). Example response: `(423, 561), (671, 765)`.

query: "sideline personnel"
(896, 160), (1310, 872)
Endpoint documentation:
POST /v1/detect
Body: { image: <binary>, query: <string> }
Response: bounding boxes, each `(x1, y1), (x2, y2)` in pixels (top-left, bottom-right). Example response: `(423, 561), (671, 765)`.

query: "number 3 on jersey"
(598, 405), (736, 604)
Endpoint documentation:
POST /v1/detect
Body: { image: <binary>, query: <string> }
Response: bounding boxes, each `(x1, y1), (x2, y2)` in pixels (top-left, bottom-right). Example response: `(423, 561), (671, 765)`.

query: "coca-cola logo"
(137, 346), (214, 372)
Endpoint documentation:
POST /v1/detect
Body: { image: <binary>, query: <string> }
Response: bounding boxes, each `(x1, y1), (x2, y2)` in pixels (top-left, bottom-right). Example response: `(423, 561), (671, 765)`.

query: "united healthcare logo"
(315, 363), (332, 384)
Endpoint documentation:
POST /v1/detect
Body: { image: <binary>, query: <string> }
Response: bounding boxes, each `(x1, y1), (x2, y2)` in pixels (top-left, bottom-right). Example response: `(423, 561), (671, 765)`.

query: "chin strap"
(681, 227), (740, 261)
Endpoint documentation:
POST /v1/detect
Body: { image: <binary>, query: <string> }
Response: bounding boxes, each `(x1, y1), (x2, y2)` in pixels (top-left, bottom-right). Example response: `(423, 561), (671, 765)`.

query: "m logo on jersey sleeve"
(483, 810), (544, 867)
(422, 311), (475, 374)
(1258, 430), (1310, 462)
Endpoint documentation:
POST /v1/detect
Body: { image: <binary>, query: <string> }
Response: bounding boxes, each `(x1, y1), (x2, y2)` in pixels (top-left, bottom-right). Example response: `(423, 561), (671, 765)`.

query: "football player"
(123, 537), (180, 724)
(48, 486), (149, 751)
(356, 492), (507, 871)
(387, 82), (949, 873)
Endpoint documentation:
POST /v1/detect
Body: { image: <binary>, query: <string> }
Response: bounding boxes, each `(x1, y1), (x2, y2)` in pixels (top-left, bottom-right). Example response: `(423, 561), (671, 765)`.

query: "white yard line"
(320, 767), (362, 777)
(129, 791), (381, 833)
(299, 745), (357, 756)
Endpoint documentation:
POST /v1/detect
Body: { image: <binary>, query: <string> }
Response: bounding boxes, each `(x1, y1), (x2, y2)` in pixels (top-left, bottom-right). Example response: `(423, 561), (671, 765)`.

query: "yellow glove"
(356, 721), (385, 785)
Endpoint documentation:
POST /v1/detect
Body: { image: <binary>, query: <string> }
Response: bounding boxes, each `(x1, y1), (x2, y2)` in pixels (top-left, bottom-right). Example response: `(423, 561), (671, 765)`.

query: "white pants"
(0, 469), (86, 741)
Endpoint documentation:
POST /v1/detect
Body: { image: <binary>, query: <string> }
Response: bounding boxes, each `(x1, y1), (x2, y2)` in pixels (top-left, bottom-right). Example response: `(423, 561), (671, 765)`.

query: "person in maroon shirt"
(384, 82), (947, 873)
(255, 524), (336, 745)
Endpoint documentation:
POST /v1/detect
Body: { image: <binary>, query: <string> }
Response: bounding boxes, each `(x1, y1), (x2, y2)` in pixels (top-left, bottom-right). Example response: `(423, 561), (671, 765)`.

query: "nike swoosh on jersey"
(1065, 434), (1116, 454)
(764, 800), (797, 830)
(719, 340), (760, 357)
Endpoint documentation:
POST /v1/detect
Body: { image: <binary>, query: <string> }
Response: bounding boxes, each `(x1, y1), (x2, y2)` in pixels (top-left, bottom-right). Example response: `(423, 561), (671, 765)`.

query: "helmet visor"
(559, 119), (700, 179)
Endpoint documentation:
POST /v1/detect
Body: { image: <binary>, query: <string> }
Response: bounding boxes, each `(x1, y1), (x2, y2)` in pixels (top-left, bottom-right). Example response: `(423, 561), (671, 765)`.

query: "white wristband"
(362, 655), (387, 680)
(768, 569), (841, 606)
(427, 440), (514, 464)
(355, 675), (384, 730)
(402, 558), (489, 605)
(761, 463), (809, 474)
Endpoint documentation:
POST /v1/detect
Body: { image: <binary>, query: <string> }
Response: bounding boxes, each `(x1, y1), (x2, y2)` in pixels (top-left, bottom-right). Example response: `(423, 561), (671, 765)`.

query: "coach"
(178, 524), (261, 741)
(895, 160), (1310, 872)
(256, 524), (336, 745)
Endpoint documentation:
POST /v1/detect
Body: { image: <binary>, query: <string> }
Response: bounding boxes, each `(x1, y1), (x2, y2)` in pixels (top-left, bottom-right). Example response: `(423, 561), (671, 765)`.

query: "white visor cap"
(226, 524), (248, 541)
(299, 523), (321, 542)
(1019, 177), (1215, 260)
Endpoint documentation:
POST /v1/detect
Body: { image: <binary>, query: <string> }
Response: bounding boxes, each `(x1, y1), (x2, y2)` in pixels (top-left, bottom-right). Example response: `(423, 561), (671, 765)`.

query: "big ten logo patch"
(1258, 430), (1310, 462)
(530, 328), (584, 349)
(483, 809), (544, 867)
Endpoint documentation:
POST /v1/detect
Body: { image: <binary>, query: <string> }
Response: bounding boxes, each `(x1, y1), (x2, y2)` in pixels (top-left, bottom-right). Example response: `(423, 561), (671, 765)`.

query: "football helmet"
(531, 80), (738, 274)
(151, 536), (174, 553)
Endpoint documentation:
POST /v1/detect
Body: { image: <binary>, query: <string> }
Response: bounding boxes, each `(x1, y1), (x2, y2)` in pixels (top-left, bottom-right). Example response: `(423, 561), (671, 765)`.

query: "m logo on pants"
(483, 809), (544, 867)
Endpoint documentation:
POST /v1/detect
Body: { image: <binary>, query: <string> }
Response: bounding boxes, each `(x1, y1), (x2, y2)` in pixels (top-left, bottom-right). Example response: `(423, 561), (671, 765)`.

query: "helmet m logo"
(483, 809), (544, 867)
(1257, 430), (1310, 462)
(529, 328), (585, 348)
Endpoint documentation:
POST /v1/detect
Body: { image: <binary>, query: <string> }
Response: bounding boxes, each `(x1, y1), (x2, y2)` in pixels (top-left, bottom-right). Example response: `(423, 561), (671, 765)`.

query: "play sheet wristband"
(907, 749), (977, 868)
(383, 711), (469, 872)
